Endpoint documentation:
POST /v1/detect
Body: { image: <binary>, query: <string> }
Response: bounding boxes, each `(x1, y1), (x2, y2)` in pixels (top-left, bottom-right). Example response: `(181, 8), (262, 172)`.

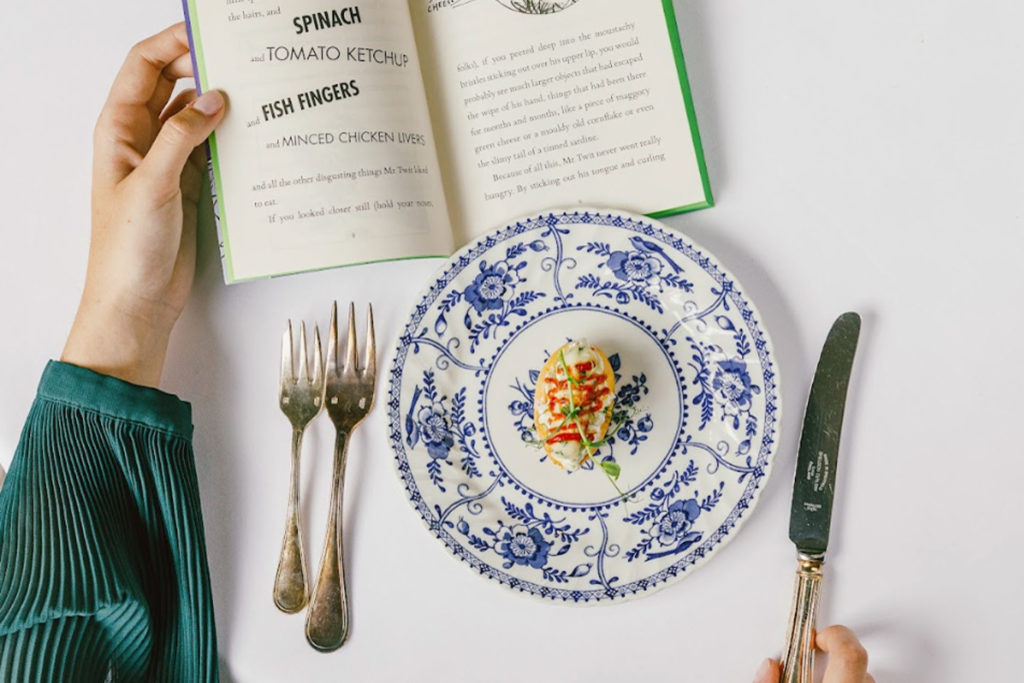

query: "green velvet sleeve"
(0, 361), (218, 682)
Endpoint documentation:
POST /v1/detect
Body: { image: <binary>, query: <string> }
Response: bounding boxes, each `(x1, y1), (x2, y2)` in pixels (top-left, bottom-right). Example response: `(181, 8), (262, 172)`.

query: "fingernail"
(753, 658), (773, 682)
(192, 90), (225, 116)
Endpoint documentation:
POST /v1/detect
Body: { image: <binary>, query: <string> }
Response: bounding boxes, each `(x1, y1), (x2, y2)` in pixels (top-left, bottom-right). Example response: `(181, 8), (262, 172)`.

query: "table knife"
(780, 312), (861, 683)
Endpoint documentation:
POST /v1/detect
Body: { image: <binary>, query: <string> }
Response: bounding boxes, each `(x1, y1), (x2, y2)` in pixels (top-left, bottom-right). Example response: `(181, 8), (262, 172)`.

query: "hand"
(753, 625), (874, 683)
(62, 23), (225, 387)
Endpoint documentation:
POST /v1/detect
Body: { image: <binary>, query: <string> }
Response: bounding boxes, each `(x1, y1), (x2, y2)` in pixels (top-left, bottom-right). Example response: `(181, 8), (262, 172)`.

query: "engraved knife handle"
(780, 554), (824, 683)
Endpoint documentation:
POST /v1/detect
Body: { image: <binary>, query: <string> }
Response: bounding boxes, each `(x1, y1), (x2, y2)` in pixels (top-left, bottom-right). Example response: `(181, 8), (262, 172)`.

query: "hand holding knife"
(779, 312), (861, 683)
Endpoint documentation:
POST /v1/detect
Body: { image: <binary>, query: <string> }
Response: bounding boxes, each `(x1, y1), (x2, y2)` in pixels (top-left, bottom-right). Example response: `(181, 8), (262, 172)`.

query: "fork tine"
(298, 321), (310, 382)
(326, 301), (339, 377)
(364, 304), (376, 378)
(344, 302), (358, 375)
(312, 324), (324, 386)
(281, 320), (294, 383)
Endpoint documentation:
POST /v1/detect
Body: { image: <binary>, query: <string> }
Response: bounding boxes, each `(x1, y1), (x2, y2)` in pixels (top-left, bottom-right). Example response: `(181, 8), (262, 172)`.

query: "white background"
(1, 1), (1022, 681)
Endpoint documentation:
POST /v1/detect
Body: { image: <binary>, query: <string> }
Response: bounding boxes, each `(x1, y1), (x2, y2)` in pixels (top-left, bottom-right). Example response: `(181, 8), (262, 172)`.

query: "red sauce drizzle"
(542, 358), (612, 445)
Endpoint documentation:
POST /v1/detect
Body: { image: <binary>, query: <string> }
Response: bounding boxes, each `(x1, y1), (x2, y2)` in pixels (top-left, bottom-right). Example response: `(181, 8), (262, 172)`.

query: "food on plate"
(533, 340), (616, 472)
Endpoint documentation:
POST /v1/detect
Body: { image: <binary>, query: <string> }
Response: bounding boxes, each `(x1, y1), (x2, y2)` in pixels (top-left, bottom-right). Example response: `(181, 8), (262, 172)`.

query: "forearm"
(0, 362), (217, 682)
(62, 298), (173, 388)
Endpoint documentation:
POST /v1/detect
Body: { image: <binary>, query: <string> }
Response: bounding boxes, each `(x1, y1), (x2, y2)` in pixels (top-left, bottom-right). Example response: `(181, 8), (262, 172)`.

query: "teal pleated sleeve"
(0, 361), (218, 682)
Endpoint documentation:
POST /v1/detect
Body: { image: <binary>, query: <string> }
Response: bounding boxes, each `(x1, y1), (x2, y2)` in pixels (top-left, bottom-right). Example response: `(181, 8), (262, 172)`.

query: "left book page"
(182, 0), (454, 282)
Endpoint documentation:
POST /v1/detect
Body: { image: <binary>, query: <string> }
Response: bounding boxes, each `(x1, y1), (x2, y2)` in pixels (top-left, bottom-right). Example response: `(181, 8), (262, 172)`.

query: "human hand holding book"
(64, 23), (226, 385)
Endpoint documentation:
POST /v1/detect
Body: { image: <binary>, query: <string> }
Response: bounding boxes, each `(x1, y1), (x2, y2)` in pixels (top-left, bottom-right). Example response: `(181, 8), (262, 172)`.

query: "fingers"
(180, 145), (207, 206)
(818, 625), (870, 683)
(138, 90), (225, 201)
(161, 88), (197, 122)
(752, 658), (780, 683)
(150, 53), (197, 117)
(94, 25), (199, 188)
(105, 23), (192, 112)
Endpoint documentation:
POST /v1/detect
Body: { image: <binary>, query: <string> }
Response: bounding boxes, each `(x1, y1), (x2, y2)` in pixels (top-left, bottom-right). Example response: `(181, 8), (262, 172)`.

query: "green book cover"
(652, 0), (714, 217)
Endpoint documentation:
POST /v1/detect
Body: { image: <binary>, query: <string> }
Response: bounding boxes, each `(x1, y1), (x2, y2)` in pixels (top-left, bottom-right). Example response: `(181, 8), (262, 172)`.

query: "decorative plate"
(387, 209), (779, 603)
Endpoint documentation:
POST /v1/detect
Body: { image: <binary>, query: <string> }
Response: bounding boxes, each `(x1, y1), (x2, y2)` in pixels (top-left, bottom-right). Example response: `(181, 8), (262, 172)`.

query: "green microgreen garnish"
(551, 348), (628, 500)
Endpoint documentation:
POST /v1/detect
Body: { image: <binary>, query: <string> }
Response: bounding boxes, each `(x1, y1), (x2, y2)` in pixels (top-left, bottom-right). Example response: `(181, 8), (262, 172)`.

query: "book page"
(184, 0), (453, 281)
(409, 0), (711, 245)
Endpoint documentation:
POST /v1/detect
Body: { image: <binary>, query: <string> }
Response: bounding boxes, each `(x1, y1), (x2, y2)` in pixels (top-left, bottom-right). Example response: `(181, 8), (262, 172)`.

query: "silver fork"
(305, 302), (375, 652)
(274, 321), (324, 614)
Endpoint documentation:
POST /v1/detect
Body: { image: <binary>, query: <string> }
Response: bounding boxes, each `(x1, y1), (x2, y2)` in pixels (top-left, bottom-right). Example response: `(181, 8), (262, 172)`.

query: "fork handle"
(273, 428), (308, 613)
(306, 429), (351, 651)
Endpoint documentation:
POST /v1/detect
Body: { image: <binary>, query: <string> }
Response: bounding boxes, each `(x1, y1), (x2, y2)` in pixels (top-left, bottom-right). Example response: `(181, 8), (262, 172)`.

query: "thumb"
(753, 658), (780, 683)
(140, 89), (225, 191)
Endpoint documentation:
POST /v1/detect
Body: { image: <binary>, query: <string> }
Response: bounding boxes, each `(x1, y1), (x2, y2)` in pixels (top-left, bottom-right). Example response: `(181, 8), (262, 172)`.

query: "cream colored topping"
(549, 440), (586, 471)
(534, 340), (614, 472)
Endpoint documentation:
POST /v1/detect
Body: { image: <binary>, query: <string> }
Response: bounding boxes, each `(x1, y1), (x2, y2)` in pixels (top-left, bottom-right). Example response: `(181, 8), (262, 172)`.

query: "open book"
(182, 0), (712, 283)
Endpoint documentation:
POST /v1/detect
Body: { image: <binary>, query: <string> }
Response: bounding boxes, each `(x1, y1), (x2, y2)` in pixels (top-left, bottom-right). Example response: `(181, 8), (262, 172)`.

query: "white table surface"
(2, 2), (1022, 681)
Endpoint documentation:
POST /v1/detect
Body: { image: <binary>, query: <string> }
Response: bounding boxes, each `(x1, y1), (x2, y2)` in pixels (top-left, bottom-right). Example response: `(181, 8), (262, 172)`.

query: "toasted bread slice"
(533, 340), (616, 471)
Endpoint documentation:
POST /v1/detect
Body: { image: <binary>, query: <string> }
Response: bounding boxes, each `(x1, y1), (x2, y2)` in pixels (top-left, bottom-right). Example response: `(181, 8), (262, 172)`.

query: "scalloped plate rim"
(386, 207), (782, 605)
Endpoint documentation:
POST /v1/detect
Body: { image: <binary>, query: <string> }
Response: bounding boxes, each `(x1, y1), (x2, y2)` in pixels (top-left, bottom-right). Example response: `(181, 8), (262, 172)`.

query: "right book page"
(410, 0), (713, 245)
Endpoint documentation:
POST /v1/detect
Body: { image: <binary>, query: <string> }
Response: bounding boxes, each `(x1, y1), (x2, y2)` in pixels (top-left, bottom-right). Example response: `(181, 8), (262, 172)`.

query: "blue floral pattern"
(499, 525), (551, 568)
(712, 359), (761, 430)
(688, 337), (762, 460)
(653, 499), (701, 547)
(405, 370), (483, 491)
(623, 464), (726, 562)
(388, 210), (780, 602)
(417, 405), (453, 460)
(575, 238), (694, 313)
(608, 249), (663, 283)
(429, 242), (549, 353)
(455, 497), (592, 583)
(615, 413), (654, 455)
(464, 264), (514, 313)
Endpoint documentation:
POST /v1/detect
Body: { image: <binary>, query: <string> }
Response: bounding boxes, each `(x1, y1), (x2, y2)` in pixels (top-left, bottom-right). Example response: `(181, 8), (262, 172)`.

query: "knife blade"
(780, 312), (861, 683)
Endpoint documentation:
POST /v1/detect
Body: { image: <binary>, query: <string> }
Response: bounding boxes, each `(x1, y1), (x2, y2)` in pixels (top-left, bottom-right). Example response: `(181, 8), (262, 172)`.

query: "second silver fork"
(306, 302), (376, 652)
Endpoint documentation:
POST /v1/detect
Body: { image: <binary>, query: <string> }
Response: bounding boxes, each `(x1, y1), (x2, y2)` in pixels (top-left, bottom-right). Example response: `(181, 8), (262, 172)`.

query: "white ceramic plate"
(387, 209), (780, 602)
